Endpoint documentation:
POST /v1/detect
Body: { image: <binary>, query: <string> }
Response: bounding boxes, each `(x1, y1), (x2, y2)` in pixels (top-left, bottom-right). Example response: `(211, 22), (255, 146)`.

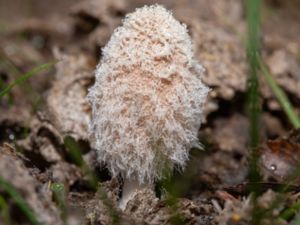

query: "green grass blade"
(280, 200), (300, 221)
(246, 0), (262, 187)
(0, 61), (57, 98)
(63, 136), (98, 191)
(63, 136), (85, 167)
(50, 183), (67, 224)
(63, 136), (120, 225)
(97, 189), (121, 225)
(0, 194), (11, 225)
(160, 177), (185, 225)
(293, 214), (300, 225)
(245, 0), (264, 224)
(259, 60), (300, 129)
(0, 177), (42, 225)
(246, 0), (261, 153)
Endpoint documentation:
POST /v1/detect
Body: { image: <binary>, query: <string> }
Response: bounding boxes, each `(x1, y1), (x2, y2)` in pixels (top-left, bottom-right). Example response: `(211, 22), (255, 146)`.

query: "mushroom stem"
(119, 178), (151, 210)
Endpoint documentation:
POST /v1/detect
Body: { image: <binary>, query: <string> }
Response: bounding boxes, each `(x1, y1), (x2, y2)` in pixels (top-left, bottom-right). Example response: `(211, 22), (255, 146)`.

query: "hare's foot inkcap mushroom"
(88, 4), (209, 210)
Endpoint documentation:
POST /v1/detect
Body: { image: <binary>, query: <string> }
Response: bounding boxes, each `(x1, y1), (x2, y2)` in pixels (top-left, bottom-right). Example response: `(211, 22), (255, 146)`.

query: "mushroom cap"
(88, 5), (208, 183)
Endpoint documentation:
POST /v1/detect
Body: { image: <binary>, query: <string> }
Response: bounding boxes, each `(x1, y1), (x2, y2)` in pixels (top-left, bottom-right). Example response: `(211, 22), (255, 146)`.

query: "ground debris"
(174, 0), (246, 103)
(192, 21), (247, 101)
(259, 129), (300, 183)
(17, 113), (64, 164)
(47, 50), (94, 140)
(213, 114), (249, 154)
(74, 179), (138, 225)
(70, 0), (128, 52)
(124, 188), (208, 225)
(216, 190), (287, 225)
(0, 144), (63, 225)
(172, 16), (247, 115)
(49, 161), (83, 186)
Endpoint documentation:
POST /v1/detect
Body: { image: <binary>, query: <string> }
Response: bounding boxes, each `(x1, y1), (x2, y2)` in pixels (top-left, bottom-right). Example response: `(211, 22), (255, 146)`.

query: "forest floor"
(1, 0), (300, 224)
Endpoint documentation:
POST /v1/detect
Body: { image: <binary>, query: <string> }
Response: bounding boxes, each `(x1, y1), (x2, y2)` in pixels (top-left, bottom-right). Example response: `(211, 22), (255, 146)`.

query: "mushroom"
(88, 5), (209, 210)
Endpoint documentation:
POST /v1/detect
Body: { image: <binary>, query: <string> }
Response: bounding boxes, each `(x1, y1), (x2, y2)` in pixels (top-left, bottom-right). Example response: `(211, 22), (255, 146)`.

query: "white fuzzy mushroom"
(88, 5), (209, 210)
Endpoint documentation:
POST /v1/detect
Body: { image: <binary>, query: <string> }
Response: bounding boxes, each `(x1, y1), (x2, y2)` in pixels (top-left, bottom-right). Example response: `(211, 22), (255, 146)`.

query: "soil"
(0, 0), (300, 224)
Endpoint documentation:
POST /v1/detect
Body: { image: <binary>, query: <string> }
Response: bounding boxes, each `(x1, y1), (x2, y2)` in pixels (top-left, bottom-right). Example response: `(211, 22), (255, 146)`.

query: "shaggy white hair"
(88, 5), (208, 184)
